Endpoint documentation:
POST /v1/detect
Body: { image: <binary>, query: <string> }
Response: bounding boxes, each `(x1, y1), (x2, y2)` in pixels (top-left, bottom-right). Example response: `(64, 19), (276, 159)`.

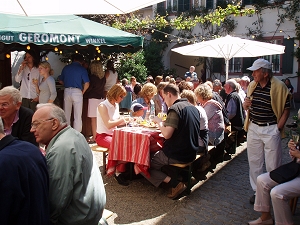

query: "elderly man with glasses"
(30, 103), (106, 225)
(0, 86), (37, 146)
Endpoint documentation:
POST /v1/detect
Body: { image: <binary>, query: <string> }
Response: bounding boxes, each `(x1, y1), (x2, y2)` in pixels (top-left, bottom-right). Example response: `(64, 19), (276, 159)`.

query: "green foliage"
(143, 26), (172, 77)
(112, 5), (255, 32)
(144, 41), (164, 76)
(116, 51), (148, 83)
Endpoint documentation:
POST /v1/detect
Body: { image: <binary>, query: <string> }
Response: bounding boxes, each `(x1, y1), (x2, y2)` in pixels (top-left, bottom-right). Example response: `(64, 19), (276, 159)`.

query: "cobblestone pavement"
(94, 108), (300, 225)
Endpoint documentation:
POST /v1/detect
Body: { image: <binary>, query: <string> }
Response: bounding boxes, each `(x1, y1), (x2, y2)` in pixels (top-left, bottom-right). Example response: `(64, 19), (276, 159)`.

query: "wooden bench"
(90, 144), (109, 175)
(290, 197), (298, 215)
(170, 145), (215, 191)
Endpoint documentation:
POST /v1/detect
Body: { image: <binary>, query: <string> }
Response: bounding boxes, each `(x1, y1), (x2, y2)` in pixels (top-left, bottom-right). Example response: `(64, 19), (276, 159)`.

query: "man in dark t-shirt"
(143, 84), (202, 199)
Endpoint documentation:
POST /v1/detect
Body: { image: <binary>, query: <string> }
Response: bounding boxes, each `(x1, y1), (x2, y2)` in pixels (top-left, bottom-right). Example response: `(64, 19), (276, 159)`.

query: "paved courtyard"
(93, 108), (300, 225)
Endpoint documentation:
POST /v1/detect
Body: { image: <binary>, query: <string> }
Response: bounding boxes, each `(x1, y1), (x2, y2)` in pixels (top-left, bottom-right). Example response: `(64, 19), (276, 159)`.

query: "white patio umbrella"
(172, 35), (285, 80)
(0, 0), (164, 16)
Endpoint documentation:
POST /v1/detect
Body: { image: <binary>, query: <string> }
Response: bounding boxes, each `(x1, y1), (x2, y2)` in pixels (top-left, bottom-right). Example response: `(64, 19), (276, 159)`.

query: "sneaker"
(167, 182), (187, 199)
(249, 194), (255, 204)
(114, 174), (129, 186)
(248, 217), (273, 225)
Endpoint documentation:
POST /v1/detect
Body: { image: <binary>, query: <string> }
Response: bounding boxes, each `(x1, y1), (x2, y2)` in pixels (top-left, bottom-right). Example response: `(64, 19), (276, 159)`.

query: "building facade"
(152, 1), (299, 96)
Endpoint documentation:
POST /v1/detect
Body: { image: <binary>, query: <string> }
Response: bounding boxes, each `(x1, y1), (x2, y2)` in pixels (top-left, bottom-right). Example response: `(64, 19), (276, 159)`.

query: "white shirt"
(96, 99), (120, 135)
(104, 70), (118, 91)
(15, 66), (40, 99)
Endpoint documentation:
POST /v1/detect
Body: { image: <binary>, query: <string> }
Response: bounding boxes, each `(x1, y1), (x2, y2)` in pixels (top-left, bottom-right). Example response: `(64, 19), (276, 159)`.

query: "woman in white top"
(104, 60), (118, 96)
(33, 61), (57, 104)
(15, 50), (40, 111)
(96, 84), (129, 185)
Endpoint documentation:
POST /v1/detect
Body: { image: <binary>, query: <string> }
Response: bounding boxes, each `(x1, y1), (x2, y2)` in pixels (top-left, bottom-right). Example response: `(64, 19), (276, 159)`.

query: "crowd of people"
(1, 53), (299, 224)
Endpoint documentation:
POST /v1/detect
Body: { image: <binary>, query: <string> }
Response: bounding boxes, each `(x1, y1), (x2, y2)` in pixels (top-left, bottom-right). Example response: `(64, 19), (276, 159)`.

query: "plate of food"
(139, 120), (157, 128)
(143, 122), (157, 128)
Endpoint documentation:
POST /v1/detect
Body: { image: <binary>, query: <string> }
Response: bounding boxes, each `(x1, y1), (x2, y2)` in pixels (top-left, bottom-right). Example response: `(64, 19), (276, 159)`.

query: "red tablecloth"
(107, 127), (164, 177)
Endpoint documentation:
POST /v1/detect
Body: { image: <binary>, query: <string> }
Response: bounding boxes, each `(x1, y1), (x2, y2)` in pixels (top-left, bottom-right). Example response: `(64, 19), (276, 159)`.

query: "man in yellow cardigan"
(243, 58), (291, 205)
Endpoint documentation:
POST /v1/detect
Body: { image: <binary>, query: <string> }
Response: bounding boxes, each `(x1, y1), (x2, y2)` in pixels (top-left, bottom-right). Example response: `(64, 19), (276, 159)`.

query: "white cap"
(247, 58), (271, 71)
(241, 76), (250, 82)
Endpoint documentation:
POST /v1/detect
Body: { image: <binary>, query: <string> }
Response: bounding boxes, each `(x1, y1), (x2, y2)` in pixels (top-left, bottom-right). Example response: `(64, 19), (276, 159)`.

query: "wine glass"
(149, 114), (155, 122)
(292, 132), (299, 144)
(123, 115), (131, 127)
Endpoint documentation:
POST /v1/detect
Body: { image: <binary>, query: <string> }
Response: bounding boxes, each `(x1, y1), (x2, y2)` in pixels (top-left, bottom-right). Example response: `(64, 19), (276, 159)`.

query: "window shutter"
(282, 38), (294, 74)
(178, 0), (190, 12)
(206, 0), (214, 9)
(243, 0), (253, 5)
(242, 57), (256, 73)
(157, 2), (165, 11)
(212, 58), (223, 73)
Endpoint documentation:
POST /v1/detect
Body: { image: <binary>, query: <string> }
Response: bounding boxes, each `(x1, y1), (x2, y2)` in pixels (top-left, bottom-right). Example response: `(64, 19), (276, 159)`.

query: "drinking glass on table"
(123, 115), (131, 127)
(149, 114), (155, 123)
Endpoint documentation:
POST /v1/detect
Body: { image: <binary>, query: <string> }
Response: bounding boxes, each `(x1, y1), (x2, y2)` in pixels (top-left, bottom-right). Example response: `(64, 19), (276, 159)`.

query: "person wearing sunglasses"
(15, 50), (40, 111)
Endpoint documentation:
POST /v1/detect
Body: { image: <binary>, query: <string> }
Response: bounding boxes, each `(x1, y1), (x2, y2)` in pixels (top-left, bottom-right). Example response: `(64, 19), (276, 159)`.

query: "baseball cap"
(130, 103), (148, 112)
(241, 76), (250, 82)
(247, 58), (271, 71)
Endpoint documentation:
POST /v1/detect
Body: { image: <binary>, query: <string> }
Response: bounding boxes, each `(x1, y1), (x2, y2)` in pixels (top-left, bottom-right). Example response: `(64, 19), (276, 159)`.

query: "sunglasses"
(27, 73), (30, 80)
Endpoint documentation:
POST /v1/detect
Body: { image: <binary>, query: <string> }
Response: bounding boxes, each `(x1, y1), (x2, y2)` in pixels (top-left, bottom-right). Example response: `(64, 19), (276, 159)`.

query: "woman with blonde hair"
(96, 84), (128, 185)
(33, 61), (57, 104)
(85, 60), (106, 143)
(131, 83), (157, 119)
(194, 84), (224, 146)
(154, 75), (163, 86)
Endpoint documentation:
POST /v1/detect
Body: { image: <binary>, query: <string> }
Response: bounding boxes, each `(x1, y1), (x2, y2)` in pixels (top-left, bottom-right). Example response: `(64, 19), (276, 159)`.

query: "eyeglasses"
(0, 102), (10, 108)
(31, 118), (54, 129)
(27, 73), (30, 80)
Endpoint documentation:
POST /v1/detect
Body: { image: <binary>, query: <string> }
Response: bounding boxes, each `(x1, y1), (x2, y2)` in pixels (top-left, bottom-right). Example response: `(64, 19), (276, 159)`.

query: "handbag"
(270, 158), (300, 184)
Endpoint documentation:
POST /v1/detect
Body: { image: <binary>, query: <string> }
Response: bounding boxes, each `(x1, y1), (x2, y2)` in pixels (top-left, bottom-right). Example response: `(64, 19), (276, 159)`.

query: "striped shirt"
(249, 80), (290, 124)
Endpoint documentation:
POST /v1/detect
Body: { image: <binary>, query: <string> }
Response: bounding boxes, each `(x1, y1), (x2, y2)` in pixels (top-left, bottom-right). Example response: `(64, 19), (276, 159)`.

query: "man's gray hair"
(213, 79), (222, 87)
(36, 103), (67, 126)
(0, 117), (4, 134)
(0, 86), (21, 105)
(261, 68), (273, 79)
(226, 79), (238, 91)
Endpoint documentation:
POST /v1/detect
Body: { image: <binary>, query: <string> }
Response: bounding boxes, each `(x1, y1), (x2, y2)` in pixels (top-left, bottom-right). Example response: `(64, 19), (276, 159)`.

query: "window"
(206, 0), (214, 9)
(167, 0), (190, 12)
(262, 39), (282, 73)
(228, 58), (242, 73)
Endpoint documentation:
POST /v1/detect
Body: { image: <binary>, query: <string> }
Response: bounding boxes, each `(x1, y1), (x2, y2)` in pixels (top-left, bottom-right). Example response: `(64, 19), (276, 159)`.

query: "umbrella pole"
(17, 0), (28, 16)
(225, 59), (229, 81)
